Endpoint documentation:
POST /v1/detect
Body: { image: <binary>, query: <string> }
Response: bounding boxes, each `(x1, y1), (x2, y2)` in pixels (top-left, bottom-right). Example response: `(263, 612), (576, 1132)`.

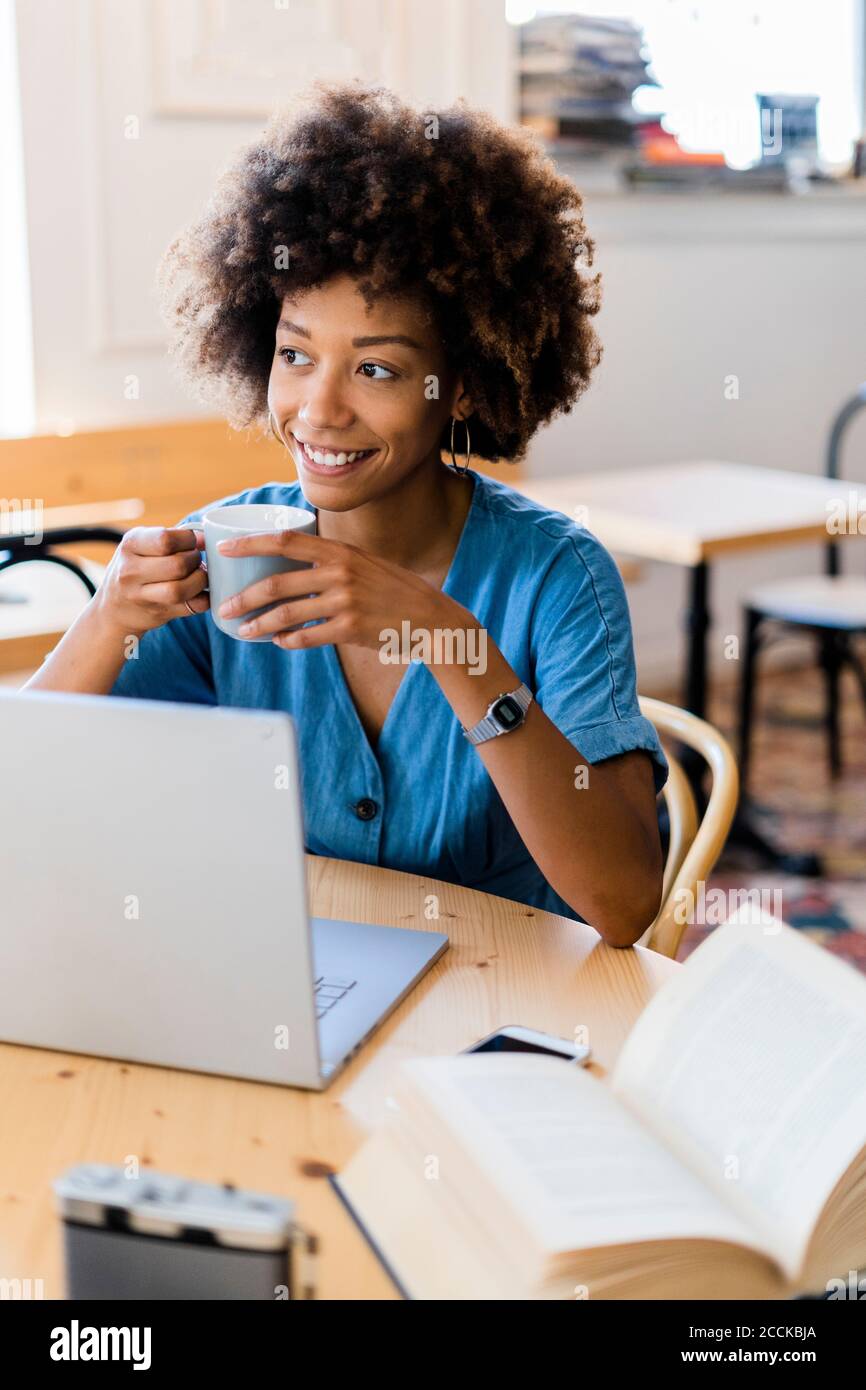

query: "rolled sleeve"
(560, 713), (669, 794)
(530, 530), (668, 795)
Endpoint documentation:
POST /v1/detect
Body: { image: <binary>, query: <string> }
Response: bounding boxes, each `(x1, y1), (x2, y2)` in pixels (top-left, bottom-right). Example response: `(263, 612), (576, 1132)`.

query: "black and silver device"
(54, 1164), (316, 1300)
(463, 1024), (591, 1064)
(461, 681), (533, 745)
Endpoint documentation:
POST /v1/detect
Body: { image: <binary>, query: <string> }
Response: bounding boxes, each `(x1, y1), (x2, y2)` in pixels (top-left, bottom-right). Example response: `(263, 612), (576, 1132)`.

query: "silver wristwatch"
(461, 682), (533, 746)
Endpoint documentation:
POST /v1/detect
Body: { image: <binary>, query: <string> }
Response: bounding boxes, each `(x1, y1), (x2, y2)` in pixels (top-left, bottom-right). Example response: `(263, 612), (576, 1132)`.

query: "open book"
(333, 913), (866, 1299)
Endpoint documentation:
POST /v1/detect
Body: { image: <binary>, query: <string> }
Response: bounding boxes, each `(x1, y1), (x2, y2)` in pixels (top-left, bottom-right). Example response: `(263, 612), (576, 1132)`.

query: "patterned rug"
(666, 660), (866, 974)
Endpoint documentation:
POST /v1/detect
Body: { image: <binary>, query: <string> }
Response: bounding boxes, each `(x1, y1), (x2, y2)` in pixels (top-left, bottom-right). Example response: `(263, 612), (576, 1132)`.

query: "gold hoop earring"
(449, 416), (471, 476)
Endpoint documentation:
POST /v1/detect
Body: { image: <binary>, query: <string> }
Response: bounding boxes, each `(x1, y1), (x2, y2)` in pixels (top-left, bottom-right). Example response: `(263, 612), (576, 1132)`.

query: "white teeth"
(301, 441), (370, 467)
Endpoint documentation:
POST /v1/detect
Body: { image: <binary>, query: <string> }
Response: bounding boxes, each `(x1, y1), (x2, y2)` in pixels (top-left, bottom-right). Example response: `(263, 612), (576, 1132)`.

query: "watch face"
(492, 695), (523, 730)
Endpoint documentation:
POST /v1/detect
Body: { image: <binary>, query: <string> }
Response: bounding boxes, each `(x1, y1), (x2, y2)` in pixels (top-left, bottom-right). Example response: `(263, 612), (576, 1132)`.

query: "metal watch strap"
(462, 682), (533, 746)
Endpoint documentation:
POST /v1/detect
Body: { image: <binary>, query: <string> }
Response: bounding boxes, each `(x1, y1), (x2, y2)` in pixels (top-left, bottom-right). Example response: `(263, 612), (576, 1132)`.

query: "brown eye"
(359, 362), (396, 380)
(279, 346), (311, 365)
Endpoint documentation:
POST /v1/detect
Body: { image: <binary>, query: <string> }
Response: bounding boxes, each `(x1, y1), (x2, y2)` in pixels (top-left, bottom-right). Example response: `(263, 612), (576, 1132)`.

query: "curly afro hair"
(157, 82), (602, 463)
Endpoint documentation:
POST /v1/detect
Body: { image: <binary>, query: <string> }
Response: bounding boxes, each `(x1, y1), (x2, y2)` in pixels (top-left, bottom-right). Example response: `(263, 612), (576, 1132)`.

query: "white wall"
(0, 0), (34, 436)
(11, 1), (866, 686)
(528, 189), (866, 688)
(13, 0), (514, 434)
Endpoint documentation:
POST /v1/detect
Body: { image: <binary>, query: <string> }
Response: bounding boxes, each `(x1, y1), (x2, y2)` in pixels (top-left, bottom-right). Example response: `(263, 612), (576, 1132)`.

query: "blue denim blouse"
(109, 469), (667, 922)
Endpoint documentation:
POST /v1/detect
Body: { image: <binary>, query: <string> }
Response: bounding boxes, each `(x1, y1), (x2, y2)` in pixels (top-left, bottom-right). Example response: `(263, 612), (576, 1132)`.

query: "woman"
(28, 84), (666, 945)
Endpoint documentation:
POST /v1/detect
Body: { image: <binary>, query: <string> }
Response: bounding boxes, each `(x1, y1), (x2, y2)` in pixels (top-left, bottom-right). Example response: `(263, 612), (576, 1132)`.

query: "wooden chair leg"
(737, 608), (762, 797)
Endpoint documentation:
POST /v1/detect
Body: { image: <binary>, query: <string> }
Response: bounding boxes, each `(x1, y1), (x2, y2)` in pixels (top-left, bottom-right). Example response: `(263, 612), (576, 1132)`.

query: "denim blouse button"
(353, 797), (379, 822)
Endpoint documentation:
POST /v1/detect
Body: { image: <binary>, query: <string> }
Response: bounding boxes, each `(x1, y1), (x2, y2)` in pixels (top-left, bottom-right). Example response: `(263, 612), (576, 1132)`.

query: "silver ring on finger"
(184, 600), (196, 616)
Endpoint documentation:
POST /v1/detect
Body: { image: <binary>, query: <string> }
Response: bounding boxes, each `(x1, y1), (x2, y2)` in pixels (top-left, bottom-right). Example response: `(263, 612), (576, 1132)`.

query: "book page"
(400, 1053), (773, 1263)
(611, 913), (866, 1280)
(334, 1134), (522, 1299)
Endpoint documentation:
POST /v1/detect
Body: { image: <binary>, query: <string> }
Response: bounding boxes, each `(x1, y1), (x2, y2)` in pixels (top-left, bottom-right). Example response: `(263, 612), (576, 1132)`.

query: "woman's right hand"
(94, 525), (209, 638)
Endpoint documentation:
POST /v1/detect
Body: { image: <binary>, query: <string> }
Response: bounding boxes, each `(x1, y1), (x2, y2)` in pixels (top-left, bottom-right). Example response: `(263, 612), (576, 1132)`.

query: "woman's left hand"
(215, 529), (460, 650)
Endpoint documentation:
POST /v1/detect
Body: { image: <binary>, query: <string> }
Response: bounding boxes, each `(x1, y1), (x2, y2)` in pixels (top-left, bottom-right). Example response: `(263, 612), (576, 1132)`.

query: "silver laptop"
(0, 691), (447, 1089)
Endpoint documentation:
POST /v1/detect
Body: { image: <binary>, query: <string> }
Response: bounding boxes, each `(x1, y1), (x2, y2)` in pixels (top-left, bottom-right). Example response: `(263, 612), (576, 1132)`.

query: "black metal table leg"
(677, 561), (711, 793)
(683, 560), (709, 719)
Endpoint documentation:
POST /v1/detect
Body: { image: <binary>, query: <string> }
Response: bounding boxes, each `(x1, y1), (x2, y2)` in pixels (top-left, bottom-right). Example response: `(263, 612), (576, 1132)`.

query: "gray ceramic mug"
(199, 503), (317, 641)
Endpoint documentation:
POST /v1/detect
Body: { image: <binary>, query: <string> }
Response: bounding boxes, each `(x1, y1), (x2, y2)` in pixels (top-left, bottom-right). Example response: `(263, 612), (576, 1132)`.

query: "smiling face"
(268, 273), (467, 512)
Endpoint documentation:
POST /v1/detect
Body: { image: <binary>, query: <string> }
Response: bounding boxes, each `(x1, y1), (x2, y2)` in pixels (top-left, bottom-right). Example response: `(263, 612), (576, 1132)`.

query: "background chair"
(0, 501), (142, 675)
(737, 384), (866, 793)
(637, 696), (739, 960)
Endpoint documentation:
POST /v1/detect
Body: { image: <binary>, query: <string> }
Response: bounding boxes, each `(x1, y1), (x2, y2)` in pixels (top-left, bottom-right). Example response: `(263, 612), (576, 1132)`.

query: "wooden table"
(515, 461), (866, 719)
(0, 856), (678, 1300)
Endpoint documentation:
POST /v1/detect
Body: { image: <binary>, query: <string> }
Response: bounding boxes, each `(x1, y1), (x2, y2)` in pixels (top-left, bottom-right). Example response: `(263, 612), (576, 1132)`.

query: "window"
(507, 0), (864, 170)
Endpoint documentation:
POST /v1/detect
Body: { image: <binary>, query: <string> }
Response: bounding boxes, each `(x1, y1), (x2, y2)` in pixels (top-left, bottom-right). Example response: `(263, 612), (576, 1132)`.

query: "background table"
(515, 461), (866, 719)
(0, 498), (145, 674)
(0, 856), (678, 1300)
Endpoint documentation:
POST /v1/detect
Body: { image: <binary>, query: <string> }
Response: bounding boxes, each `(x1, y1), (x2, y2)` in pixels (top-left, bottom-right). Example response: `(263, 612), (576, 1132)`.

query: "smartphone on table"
(463, 1024), (590, 1066)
